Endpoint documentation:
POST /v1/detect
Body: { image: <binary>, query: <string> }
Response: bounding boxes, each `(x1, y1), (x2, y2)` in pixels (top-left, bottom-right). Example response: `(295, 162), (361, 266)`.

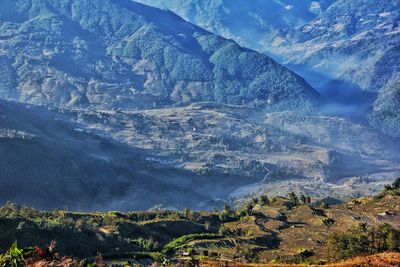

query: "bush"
(0, 242), (33, 267)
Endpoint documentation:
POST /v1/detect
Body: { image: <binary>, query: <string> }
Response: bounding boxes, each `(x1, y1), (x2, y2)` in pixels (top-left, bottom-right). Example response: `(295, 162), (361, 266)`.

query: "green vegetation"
(0, 242), (33, 267)
(288, 192), (300, 208)
(259, 194), (269, 205)
(374, 177), (400, 199)
(162, 233), (222, 254)
(328, 223), (400, 261)
(1, 181), (400, 266)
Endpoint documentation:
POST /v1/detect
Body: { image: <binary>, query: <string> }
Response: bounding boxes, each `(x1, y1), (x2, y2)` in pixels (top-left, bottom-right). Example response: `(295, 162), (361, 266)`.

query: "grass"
(163, 233), (223, 254)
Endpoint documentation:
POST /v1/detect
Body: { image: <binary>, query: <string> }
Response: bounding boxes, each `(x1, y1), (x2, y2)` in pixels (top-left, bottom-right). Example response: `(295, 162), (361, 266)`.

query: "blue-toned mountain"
(0, 0), (320, 111)
(136, 0), (336, 51)
(268, 0), (400, 95)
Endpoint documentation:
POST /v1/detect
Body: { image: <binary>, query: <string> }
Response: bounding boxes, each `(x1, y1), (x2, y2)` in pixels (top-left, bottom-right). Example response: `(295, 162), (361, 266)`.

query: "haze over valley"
(0, 0), (399, 212)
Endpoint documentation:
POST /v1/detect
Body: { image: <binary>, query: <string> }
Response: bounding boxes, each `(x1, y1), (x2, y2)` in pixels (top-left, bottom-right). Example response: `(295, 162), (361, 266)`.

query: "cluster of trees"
(288, 192), (312, 208)
(376, 177), (400, 199)
(385, 177), (400, 191)
(327, 223), (400, 261)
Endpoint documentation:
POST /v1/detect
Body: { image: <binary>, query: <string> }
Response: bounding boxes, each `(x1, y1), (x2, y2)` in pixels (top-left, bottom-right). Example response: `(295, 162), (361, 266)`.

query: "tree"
(327, 223), (400, 261)
(288, 192), (299, 207)
(223, 203), (233, 214)
(300, 194), (307, 204)
(245, 202), (255, 216)
(259, 194), (269, 205)
(183, 208), (191, 219)
(384, 184), (393, 191)
(219, 203), (233, 222)
(392, 177), (400, 189)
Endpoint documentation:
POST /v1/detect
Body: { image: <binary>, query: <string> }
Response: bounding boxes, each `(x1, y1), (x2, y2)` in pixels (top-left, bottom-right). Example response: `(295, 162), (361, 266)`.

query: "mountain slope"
(0, 0), (320, 111)
(2, 99), (399, 211)
(268, 0), (400, 94)
(136, 0), (336, 52)
(370, 74), (400, 137)
(64, 103), (400, 200)
(0, 100), (263, 211)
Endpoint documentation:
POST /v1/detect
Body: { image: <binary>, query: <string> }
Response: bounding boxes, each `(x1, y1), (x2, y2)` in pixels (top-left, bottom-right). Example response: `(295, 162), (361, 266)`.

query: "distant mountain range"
(136, 0), (336, 51)
(269, 0), (400, 89)
(138, 0), (400, 136)
(0, 0), (320, 111)
(268, 0), (400, 134)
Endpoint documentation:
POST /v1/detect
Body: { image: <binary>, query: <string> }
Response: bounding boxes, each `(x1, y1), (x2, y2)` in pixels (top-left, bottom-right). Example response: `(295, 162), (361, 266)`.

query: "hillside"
(370, 74), (400, 138)
(0, 0), (320, 111)
(0, 100), (269, 211)
(1, 183), (399, 265)
(135, 0), (336, 51)
(267, 0), (400, 102)
(132, 0), (400, 135)
(64, 103), (400, 200)
(1, 99), (399, 211)
(268, 0), (400, 84)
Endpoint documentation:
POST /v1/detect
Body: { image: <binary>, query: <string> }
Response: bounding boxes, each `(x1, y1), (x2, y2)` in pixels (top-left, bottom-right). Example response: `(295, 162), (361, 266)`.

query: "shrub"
(0, 242), (33, 267)
(259, 194), (269, 205)
(297, 248), (314, 258)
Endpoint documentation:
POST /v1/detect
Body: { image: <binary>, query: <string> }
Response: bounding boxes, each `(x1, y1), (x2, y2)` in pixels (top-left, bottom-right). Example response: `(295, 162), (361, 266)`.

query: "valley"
(0, 0), (399, 265)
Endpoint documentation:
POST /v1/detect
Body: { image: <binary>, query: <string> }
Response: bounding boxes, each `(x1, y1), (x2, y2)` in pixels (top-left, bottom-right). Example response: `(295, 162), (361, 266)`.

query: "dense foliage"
(328, 223), (400, 261)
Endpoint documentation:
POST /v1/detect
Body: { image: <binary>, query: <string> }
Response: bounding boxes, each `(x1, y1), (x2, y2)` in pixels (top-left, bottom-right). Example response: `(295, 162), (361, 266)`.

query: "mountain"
(267, 0), (400, 98)
(0, 0), (320, 111)
(139, 0), (400, 130)
(0, 0), (399, 212)
(370, 74), (400, 137)
(135, 0), (336, 52)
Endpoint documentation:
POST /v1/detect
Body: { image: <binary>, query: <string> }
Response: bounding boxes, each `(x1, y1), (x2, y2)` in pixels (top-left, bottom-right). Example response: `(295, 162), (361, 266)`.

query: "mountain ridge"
(0, 0), (321, 111)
